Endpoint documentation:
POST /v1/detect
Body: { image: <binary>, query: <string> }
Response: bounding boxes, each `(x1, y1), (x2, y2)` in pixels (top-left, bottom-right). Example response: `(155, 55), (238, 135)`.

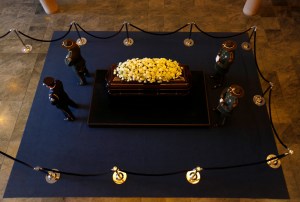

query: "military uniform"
(213, 84), (244, 126)
(210, 40), (237, 88)
(43, 77), (78, 121)
(62, 39), (89, 86)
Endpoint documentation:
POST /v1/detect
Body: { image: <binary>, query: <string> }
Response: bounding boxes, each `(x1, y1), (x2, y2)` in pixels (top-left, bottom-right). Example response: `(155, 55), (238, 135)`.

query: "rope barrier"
(13, 29), (27, 47)
(0, 30), (12, 39)
(203, 153), (287, 170)
(75, 22), (125, 39)
(250, 28), (288, 150)
(74, 23), (83, 41)
(123, 169), (188, 176)
(0, 150), (34, 170)
(194, 23), (253, 38)
(124, 22), (130, 38)
(248, 26), (256, 41)
(253, 30), (270, 83)
(17, 23), (73, 42)
(0, 150), (290, 178)
(0, 21), (293, 182)
(187, 22), (194, 39)
(268, 89), (288, 149)
(129, 23), (189, 36)
(41, 167), (110, 177)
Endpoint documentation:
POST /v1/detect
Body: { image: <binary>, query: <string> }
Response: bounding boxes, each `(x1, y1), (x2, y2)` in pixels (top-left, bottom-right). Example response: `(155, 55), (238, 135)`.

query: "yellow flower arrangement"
(113, 58), (183, 83)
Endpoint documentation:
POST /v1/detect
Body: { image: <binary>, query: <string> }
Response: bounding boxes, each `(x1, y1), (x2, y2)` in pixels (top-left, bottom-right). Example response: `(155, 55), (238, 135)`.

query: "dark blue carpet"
(4, 31), (289, 198)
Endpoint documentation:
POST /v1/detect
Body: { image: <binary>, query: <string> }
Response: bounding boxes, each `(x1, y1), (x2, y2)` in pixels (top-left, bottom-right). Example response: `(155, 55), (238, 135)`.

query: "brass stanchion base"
(76, 37), (87, 46)
(112, 166), (127, 184)
(123, 38), (134, 46)
(184, 38), (194, 47)
(22, 45), (32, 53)
(186, 167), (202, 184)
(266, 154), (281, 169)
(241, 42), (251, 51)
(45, 169), (60, 184)
(253, 95), (265, 106)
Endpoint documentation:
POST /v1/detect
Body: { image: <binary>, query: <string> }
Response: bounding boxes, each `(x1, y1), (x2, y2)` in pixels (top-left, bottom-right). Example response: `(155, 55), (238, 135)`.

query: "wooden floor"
(0, 0), (299, 201)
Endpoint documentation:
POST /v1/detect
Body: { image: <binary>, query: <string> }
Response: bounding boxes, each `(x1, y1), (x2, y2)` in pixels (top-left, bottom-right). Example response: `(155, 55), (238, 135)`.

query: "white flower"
(114, 58), (182, 83)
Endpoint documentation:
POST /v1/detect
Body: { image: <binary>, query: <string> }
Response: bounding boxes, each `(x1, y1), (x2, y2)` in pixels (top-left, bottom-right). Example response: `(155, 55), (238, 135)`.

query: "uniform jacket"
(48, 80), (69, 108)
(217, 87), (239, 114)
(64, 45), (86, 70)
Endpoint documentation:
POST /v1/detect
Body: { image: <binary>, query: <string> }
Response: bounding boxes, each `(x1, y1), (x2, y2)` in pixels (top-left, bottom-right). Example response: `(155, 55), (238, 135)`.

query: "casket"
(105, 64), (192, 96)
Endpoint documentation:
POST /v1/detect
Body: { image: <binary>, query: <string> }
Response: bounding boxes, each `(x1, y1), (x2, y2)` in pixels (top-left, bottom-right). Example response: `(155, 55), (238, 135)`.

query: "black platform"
(88, 70), (210, 127)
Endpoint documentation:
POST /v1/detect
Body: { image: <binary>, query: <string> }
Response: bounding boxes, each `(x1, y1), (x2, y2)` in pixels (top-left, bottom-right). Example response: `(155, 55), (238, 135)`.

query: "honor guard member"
(213, 84), (244, 126)
(43, 76), (78, 121)
(210, 40), (237, 88)
(62, 39), (90, 86)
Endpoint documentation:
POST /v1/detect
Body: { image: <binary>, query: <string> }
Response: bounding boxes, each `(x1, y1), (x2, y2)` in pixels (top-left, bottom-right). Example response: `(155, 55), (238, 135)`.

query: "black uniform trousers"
(56, 94), (77, 120)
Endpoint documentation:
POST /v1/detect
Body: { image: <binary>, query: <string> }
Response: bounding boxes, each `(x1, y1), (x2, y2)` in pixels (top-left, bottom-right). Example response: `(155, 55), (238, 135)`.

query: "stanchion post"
(112, 166), (127, 184)
(45, 169), (60, 184)
(266, 154), (281, 169)
(123, 22), (134, 46)
(241, 26), (257, 51)
(183, 22), (195, 47)
(253, 82), (273, 106)
(74, 22), (87, 46)
(12, 29), (32, 53)
(186, 167), (202, 184)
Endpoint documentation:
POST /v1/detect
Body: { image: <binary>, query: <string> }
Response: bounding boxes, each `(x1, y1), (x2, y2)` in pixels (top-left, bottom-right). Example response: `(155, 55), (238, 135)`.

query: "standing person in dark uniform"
(62, 39), (90, 86)
(213, 84), (244, 126)
(43, 76), (78, 121)
(210, 40), (237, 88)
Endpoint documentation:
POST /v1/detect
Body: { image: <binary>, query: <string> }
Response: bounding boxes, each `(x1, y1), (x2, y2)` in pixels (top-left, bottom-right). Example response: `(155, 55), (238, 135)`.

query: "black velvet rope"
(125, 22), (130, 38)
(251, 29), (288, 149)
(123, 169), (188, 176)
(248, 27), (255, 41)
(203, 153), (287, 170)
(253, 31), (270, 83)
(262, 85), (272, 96)
(74, 23), (83, 40)
(0, 151), (289, 177)
(0, 30), (11, 39)
(194, 24), (252, 38)
(129, 23), (189, 36)
(75, 23), (125, 39)
(41, 167), (110, 177)
(268, 89), (288, 149)
(0, 150), (34, 169)
(188, 23), (194, 38)
(17, 24), (73, 42)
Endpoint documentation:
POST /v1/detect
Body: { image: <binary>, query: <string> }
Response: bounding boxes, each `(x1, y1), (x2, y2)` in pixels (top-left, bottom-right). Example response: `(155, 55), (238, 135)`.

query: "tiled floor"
(0, 0), (299, 201)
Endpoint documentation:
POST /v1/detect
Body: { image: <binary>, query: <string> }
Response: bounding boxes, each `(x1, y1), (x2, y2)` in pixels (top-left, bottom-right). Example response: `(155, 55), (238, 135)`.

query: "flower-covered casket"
(106, 58), (192, 96)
